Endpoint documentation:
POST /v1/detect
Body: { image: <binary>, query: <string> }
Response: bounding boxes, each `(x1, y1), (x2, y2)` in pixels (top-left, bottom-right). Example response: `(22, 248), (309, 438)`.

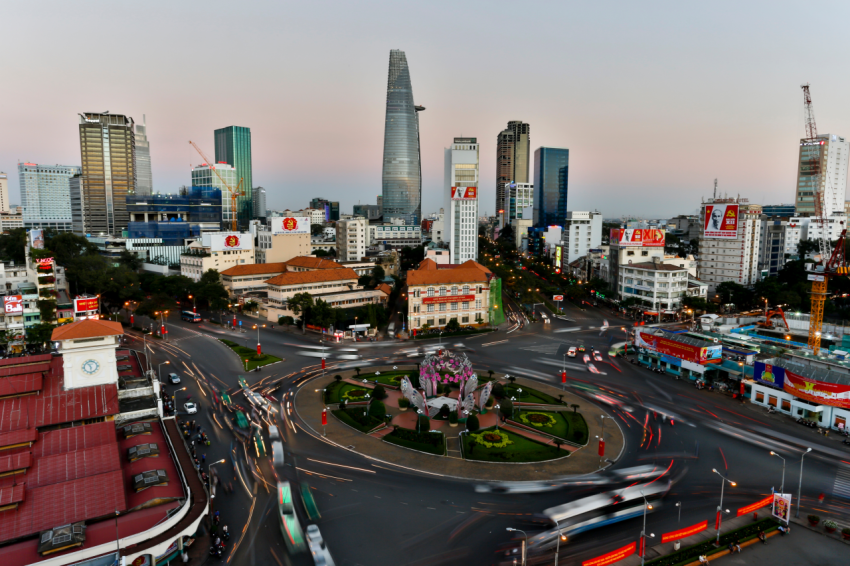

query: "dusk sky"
(3, 1), (850, 218)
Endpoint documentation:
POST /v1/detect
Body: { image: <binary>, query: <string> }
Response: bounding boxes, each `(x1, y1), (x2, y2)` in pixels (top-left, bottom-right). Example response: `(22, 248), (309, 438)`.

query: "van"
(269, 425), (280, 441)
(272, 441), (285, 468)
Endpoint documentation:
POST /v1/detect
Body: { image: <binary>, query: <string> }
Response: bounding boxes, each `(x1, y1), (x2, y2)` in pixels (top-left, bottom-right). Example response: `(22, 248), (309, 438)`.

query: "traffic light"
(590, 289), (595, 295)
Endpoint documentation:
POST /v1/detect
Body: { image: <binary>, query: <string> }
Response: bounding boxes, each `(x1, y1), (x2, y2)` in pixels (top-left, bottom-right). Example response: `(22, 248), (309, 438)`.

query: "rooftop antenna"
(713, 178), (718, 199)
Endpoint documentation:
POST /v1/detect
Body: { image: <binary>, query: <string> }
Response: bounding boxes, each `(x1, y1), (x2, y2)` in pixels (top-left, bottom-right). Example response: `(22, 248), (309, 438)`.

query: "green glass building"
(214, 125), (253, 229)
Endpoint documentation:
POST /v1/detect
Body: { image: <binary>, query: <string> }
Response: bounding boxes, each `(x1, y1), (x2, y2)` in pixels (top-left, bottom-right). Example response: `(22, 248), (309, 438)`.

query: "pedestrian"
(778, 525), (786, 536)
(202, 454), (206, 463)
(818, 492), (825, 503)
(698, 556), (709, 564)
(191, 440), (195, 448)
(733, 540), (742, 553)
(197, 425), (202, 434)
(758, 530), (766, 545)
(215, 537), (221, 547)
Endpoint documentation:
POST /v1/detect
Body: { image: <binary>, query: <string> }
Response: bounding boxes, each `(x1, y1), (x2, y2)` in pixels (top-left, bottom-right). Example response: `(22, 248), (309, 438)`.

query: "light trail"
(227, 493), (256, 563)
(306, 458), (376, 474)
(296, 467), (352, 482)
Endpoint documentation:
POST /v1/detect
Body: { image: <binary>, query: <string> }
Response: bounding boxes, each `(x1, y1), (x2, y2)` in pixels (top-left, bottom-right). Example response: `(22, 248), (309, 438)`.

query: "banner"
(753, 361), (785, 388)
(451, 186), (478, 200)
(271, 216), (310, 235)
(553, 295), (564, 301)
(704, 203), (739, 239)
(3, 295), (23, 315)
(609, 228), (665, 247)
(736, 495), (773, 517)
(772, 493), (791, 523)
(582, 542), (636, 566)
(635, 329), (721, 365)
(661, 520), (707, 543)
(555, 245), (563, 266)
(210, 233), (253, 252)
(783, 369), (850, 409)
(74, 297), (99, 312)
(29, 229), (44, 249)
(422, 294), (475, 305)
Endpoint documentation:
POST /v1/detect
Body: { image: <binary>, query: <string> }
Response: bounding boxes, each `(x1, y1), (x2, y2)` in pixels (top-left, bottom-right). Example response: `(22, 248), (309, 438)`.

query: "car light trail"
(307, 458), (376, 474)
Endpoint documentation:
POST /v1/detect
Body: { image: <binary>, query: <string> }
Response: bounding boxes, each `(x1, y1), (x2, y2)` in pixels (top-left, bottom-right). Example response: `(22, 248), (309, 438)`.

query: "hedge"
(384, 428), (445, 455)
(645, 517), (779, 566)
(332, 409), (383, 433)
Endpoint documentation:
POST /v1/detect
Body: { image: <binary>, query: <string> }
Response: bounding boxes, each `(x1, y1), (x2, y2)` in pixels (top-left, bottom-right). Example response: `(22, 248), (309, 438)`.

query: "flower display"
(342, 388), (369, 401)
(470, 430), (513, 449)
(420, 350), (476, 385)
(519, 412), (557, 428)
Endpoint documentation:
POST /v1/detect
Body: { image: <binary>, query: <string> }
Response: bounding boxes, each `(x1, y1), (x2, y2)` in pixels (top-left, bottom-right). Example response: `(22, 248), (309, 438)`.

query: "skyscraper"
(0, 172), (9, 213)
(253, 186), (267, 219)
(495, 121), (530, 216)
(214, 126), (253, 229)
(18, 163), (81, 231)
(381, 49), (424, 225)
(794, 133), (848, 216)
(445, 138), (480, 264)
(192, 164), (238, 230)
(533, 147), (569, 228)
(76, 112), (136, 235)
(135, 115), (152, 195)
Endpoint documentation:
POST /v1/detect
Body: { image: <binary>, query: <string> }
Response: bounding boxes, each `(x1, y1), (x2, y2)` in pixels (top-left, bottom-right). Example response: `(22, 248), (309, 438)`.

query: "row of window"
(412, 300), (482, 313)
(412, 285), (483, 298)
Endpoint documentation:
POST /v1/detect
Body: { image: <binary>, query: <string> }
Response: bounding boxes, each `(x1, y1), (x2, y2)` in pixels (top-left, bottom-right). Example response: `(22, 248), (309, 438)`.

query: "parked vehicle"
(168, 373), (181, 384)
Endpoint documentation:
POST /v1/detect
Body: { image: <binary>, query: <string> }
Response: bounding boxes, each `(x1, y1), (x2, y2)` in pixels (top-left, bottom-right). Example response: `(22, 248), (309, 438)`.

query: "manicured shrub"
(466, 414), (480, 431)
(368, 400), (386, 418)
(499, 399), (512, 419)
(438, 405), (450, 419)
(372, 384), (388, 400)
(449, 410), (458, 424)
(416, 414), (430, 431)
(398, 397), (410, 409)
(492, 382), (505, 398)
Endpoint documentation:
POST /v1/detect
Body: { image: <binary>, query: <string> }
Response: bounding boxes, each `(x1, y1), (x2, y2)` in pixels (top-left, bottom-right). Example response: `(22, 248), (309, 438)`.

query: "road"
(133, 301), (850, 566)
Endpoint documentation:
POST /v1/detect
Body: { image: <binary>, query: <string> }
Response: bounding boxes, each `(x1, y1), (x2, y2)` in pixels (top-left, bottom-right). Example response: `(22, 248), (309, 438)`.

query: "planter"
(808, 518), (820, 526)
(449, 422), (458, 427)
(399, 406), (408, 412)
(842, 532), (850, 540)
(825, 526), (836, 534)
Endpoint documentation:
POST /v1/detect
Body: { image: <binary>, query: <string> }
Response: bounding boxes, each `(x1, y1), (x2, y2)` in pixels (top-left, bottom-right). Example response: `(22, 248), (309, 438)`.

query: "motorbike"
(210, 546), (222, 559)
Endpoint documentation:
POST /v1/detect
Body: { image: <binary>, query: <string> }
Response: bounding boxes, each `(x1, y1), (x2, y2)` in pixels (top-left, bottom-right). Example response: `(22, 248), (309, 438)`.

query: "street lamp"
(252, 323), (266, 355)
(796, 447), (813, 518)
(506, 528), (527, 566)
(510, 396), (517, 419)
(639, 490), (655, 566)
(208, 458), (226, 515)
(158, 361), (170, 381)
(675, 501), (682, 523)
(154, 310), (169, 341)
(553, 517), (567, 566)
(172, 386), (187, 409)
(711, 468), (736, 544)
(770, 451), (786, 494)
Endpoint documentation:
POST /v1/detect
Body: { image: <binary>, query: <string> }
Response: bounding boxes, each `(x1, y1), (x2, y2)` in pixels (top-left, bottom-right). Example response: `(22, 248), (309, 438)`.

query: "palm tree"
(570, 404), (580, 413)
(554, 439), (563, 453)
(488, 369), (494, 380)
(558, 394), (564, 404)
(354, 367), (362, 376)
(508, 376), (516, 385)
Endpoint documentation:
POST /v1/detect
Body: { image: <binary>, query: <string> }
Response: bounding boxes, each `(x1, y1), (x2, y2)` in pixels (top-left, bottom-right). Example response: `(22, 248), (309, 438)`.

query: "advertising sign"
(609, 228), (665, 247)
(74, 297), (99, 313)
(270, 216), (310, 235)
(635, 329), (720, 365)
(555, 245), (562, 266)
(210, 233), (253, 252)
(582, 542), (636, 566)
(422, 294), (476, 305)
(772, 493), (791, 523)
(783, 369), (850, 409)
(807, 274), (825, 282)
(553, 295), (564, 301)
(661, 520), (708, 543)
(29, 229), (44, 250)
(450, 186), (478, 200)
(703, 203), (739, 239)
(753, 361), (785, 388)
(736, 495), (774, 517)
(35, 257), (53, 267)
(3, 295), (23, 315)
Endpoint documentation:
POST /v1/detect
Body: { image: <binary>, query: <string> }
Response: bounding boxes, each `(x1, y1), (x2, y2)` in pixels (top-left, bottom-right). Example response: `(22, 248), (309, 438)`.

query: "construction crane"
(800, 84), (848, 355)
(188, 141), (244, 231)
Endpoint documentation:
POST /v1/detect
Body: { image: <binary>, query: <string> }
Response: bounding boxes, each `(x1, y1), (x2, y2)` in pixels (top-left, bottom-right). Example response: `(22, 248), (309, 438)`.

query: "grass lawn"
(332, 408), (384, 433)
(502, 383), (561, 405)
(384, 428), (446, 456)
(323, 381), (371, 404)
(462, 426), (564, 463)
(219, 339), (282, 370)
(516, 410), (589, 445)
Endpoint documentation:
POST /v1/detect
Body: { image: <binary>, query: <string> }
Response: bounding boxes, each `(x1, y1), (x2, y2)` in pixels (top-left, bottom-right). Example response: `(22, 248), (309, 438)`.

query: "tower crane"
(189, 141), (244, 232)
(801, 84), (848, 355)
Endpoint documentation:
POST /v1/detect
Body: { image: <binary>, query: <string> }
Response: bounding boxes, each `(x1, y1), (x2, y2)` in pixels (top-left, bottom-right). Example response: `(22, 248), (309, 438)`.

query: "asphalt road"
(132, 302), (850, 566)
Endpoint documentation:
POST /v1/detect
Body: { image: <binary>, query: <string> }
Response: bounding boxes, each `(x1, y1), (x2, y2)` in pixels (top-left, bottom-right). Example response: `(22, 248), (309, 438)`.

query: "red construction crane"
(189, 141), (244, 232)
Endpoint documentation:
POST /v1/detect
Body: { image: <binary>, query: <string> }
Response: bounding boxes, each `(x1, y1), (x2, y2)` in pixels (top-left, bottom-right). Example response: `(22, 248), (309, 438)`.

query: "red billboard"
(3, 295), (23, 315)
(704, 203), (739, 239)
(451, 186), (478, 200)
(582, 542), (636, 566)
(422, 294), (476, 305)
(74, 297), (99, 313)
(609, 228), (665, 247)
(661, 520), (707, 543)
(783, 369), (850, 409)
(736, 495), (773, 517)
(635, 329), (721, 365)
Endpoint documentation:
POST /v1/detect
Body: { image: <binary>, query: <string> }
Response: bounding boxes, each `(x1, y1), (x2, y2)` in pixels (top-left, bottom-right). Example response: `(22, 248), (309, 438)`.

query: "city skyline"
(3, 2), (850, 219)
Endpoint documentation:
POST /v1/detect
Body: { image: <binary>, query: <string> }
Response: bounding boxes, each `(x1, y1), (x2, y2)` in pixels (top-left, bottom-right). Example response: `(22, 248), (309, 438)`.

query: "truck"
(277, 481), (306, 553)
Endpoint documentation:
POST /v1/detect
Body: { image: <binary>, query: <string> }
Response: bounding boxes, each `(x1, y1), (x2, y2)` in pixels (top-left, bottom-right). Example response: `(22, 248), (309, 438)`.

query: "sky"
(3, 0), (850, 219)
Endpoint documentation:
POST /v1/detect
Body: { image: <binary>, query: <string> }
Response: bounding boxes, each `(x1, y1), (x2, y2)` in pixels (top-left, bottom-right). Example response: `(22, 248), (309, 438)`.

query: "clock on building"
(81, 359), (100, 375)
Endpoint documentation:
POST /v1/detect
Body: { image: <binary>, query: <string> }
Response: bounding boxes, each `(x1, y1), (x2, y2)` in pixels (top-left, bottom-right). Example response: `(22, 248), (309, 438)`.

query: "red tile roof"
(265, 268), (359, 287)
(31, 420), (116, 458)
(220, 262), (289, 277)
(418, 258), (438, 270)
(0, 374), (43, 399)
(51, 319), (123, 341)
(376, 283), (392, 295)
(407, 267), (489, 286)
(285, 256), (343, 270)
(26, 444), (121, 489)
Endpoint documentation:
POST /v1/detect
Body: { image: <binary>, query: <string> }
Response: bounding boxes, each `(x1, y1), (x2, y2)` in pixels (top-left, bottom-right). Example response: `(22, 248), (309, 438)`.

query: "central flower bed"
(342, 388), (369, 401)
(519, 412), (557, 428)
(469, 429), (513, 448)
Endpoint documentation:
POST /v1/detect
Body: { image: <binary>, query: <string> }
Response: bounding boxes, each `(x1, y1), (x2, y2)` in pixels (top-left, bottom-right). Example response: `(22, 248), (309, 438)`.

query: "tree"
(310, 299), (340, 330)
(118, 250), (143, 271)
(278, 316), (294, 326)
(571, 403), (580, 413)
(715, 281), (754, 309)
(287, 292), (314, 333)
(26, 323), (55, 349)
(37, 299), (57, 323)
(466, 414), (480, 431)
(368, 400), (386, 419)
(311, 224), (324, 236)
(445, 318), (461, 332)
(0, 228), (27, 263)
(45, 232), (98, 267)
(372, 265), (386, 282)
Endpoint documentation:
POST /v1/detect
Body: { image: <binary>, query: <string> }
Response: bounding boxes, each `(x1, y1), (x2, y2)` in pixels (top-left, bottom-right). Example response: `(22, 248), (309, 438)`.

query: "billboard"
(3, 295), (23, 315)
(609, 228), (665, 247)
(703, 203), (739, 239)
(74, 297), (99, 312)
(661, 520), (707, 543)
(451, 186), (478, 200)
(422, 294), (475, 305)
(753, 361), (785, 388)
(783, 368), (850, 409)
(210, 233), (253, 252)
(636, 329), (722, 365)
(555, 245), (563, 266)
(270, 217), (310, 235)
(772, 493), (791, 523)
(29, 229), (44, 249)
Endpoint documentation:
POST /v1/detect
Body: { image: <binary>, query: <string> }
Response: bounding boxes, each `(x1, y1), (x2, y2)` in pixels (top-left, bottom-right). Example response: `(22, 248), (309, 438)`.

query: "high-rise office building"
(310, 197), (340, 221)
(533, 147), (569, 228)
(18, 163), (81, 231)
(214, 126), (253, 229)
(381, 49), (424, 225)
(0, 172), (9, 213)
(192, 164), (238, 230)
(76, 112), (136, 236)
(253, 186), (267, 218)
(445, 137), (480, 264)
(134, 115), (152, 195)
(495, 121), (530, 215)
(794, 133), (849, 216)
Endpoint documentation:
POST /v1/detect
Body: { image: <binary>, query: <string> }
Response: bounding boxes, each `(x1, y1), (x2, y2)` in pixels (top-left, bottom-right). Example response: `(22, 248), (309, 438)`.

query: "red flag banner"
(736, 495), (773, 517)
(582, 542), (636, 566)
(661, 520), (708, 543)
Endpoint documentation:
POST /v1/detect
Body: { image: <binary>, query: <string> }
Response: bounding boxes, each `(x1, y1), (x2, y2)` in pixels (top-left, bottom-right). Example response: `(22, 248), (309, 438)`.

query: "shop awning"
(644, 311), (659, 316)
(790, 399), (827, 412)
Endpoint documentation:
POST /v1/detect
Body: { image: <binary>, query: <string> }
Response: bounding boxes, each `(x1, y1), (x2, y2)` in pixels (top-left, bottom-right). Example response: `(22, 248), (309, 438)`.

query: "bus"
(181, 310), (201, 323)
(277, 481), (306, 553)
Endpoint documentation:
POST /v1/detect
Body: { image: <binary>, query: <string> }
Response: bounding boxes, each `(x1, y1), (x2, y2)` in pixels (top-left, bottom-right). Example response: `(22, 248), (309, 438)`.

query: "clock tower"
(51, 319), (124, 390)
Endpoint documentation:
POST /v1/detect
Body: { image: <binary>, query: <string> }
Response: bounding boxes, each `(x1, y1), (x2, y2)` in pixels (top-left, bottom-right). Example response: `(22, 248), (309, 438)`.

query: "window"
(439, 303), (446, 311)
(452, 286), (458, 295)
(462, 316), (469, 323)
(781, 399), (791, 412)
(427, 287), (434, 297)
(463, 285), (470, 294)
(440, 286), (447, 296)
(767, 395), (778, 407)
(427, 304), (434, 313)
(755, 391), (764, 403)
(451, 302), (458, 310)
(462, 301), (469, 309)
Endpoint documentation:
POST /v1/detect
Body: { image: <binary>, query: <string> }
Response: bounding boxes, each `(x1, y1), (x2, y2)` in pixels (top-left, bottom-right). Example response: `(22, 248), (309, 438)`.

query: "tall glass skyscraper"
(192, 164), (238, 230)
(381, 49), (424, 225)
(533, 147), (569, 228)
(214, 126), (252, 229)
(135, 115), (152, 195)
(495, 121), (530, 216)
(19, 163), (81, 231)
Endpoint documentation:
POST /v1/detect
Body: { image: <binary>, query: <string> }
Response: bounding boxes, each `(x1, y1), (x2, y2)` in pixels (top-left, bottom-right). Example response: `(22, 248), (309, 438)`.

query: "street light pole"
(796, 447), (813, 518)
(712, 468), (736, 544)
(770, 451), (786, 494)
(553, 518), (566, 566)
(639, 490), (654, 566)
(208, 458), (226, 518)
(158, 361), (170, 382)
(505, 528), (527, 566)
(676, 501), (681, 523)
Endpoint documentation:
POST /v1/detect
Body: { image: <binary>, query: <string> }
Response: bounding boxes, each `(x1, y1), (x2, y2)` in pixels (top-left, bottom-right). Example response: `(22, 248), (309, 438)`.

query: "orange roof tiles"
(220, 262), (289, 277)
(458, 259), (492, 274)
(407, 268), (488, 286)
(265, 268), (359, 287)
(51, 319), (123, 341)
(376, 283), (393, 295)
(285, 256), (343, 270)
(417, 258), (438, 270)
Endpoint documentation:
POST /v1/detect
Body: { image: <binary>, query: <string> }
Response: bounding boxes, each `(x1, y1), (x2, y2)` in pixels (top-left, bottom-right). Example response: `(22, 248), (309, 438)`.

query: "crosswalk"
(834, 466), (850, 499)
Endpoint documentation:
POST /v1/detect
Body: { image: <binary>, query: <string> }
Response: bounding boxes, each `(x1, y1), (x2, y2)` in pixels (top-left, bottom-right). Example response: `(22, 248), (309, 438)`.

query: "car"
(593, 351), (603, 362)
(587, 363), (600, 374)
(567, 347), (577, 358)
(577, 345), (586, 353)
(168, 373), (180, 384)
(583, 354), (591, 364)
(184, 402), (198, 414)
(306, 524), (335, 565)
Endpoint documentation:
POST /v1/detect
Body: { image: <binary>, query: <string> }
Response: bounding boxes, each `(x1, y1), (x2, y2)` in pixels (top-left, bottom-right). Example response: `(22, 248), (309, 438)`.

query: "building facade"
(761, 204), (796, 218)
(533, 147), (569, 228)
(406, 259), (492, 331)
(76, 112), (136, 236)
(336, 216), (368, 261)
(0, 171), (9, 213)
(495, 121), (530, 216)
(757, 217), (790, 278)
(618, 259), (690, 312)
(18, 162), (81, 231)
(192, 163), (238, 230)
(444, 137), (480, 264)
(381, 50), (423, 225)
(794, 134), (849, 216)
(697, 198), (762, 293)
(353, 203), (382, 220)
(256, 227), (312, 264)
(134, 115), (152, 195)
(310, 198), (340, 221)
(126, 186), (222, 245)
(561, 211), (602, 264)
(214, 125), (253, 228)
(369, 222), (422, 249)
(253, 186), (266, 219)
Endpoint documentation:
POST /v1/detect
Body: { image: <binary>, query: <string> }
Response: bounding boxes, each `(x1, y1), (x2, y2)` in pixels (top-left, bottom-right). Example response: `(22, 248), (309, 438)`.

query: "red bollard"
(753, 512), (758, 521)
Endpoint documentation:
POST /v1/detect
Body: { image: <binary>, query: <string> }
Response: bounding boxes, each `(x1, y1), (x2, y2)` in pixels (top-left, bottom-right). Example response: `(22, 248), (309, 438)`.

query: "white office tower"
(134, 115), (153, 196)
(18, 163), (81, 231)
(336, 216), (368, 261)
(445, 137), (480, 264)
(794, 133), (849, 216)
(0, 172), (9, 213)
(697, 198), (762, 293)
(562, 211), (602, 263)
